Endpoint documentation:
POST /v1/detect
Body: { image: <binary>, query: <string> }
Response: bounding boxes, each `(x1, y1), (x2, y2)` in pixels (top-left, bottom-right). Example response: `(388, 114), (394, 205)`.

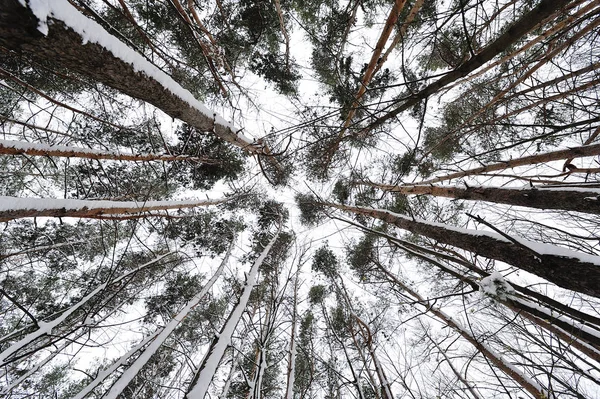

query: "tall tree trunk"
(0, 0), (265, 155)
(323, 201), (600, 297)
(340, 217), (600, 360)
(103, 241), (234, 399)
(0, 139), (220, 164)
(0, 196), (231, 221)
(375, 265), (547, 398)
(185, 230), (280, 399)
(284, 270), (300, 399)
(0, 252), (176, 366)
(361, 181), (600, 214)
(355, 0), (573, 136)
(415, 142), (600, 185)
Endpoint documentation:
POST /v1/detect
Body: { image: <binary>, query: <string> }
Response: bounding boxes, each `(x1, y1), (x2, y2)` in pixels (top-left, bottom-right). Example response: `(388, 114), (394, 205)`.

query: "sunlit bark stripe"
(360, 182), (600, 214)
(0, 139), (220, 164)
(0, 196), (231, 221)
(324, 202), (600, 298)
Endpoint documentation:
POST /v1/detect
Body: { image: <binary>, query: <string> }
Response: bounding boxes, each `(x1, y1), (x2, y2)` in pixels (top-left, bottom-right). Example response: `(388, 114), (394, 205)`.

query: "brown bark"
(355, 0), (573, 137)
(0, 140), (220, 164)
(361, 181), (600, 214)
(324, 202), (600, 298)
(415, 142), (600, 185)
(0, 196), (230, 221)
(0, 0), (258, 154)
(340, 0), (408, 131)
(374, 265), (546, 398)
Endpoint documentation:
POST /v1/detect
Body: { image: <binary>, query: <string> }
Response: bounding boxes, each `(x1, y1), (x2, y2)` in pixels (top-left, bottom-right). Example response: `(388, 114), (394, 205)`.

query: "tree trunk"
(361, 182), (600, 214)
(0, 0), (261, 154)
(0, 196), (231, 221)
(0, 139), (220, 164)
(185, 231), (280, 399)
(324, 202), (600, 297)
(103, 241), (234, 399)
(415, 142), (600, 185)
(375, 266), (547, 398)
(356, 0), (573, 136)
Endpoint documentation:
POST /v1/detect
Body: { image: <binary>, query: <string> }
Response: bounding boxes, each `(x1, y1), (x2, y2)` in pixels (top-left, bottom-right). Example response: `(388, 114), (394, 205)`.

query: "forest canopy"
(0, 0), (600, 398)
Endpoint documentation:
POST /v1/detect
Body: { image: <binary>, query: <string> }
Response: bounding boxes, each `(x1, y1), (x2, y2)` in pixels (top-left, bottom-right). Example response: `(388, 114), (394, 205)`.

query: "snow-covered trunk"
(375, 263), (548, 398)
(102, 240), (234, 399)
(344, 216), (600, 358)
(0, 196), (231, 221)
(284, 271), (299, 399)
(0, 139), (220, 164)
(327, 202), (600, 297)
(416, 142), (600, 185)
(72, 328), (163, 399)
(361, 182), (600, 215)
(0, 251), (175, 366)
(0, 0), (262, 155)
(0, 328), (87, 395)
(185, 231), (280, 399)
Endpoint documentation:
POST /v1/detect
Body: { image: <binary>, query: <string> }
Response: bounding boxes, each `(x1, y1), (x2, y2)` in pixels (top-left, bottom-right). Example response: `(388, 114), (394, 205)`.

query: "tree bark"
(0, 196), (230, 221)
(324, 202), (600, 298)
(415, 142), (600, 185)
(355, 0), (573, 136)
(0, 0), (261, 154)
(0, 139), (220, 164)
(361, 181), (600, 214)
(185, 230), (280, 399)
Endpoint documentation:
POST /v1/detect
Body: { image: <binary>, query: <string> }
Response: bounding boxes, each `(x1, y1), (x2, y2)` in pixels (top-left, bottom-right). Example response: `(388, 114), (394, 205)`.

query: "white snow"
(186, 233), (280, 399)
(23, 0), (254, 146)
(102, 243), (233, 399)
(0, 196), (224, 213)
(72, 329), (162, 399)
(0, 253), (173, 365)
(479, 271), (515, 299)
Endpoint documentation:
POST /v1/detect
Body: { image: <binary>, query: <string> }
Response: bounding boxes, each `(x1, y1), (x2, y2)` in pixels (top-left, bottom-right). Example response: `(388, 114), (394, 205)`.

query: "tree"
(1, 0), (600, 398)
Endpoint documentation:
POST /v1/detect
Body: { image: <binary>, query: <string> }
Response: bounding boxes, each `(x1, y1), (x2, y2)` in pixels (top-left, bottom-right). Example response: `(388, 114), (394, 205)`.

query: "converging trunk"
(324, 202), (600, 297)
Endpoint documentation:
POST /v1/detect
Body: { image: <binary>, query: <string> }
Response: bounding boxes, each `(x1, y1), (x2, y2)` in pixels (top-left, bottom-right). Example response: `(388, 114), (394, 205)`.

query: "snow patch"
(479, 271), (514, 300)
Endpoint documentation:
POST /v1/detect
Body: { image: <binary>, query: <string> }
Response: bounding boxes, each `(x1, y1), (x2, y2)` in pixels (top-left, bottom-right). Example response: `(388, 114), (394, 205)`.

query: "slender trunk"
(0, 196), (230, 221)
(340, 0), (407, 131)
(415, 142), (600, 185)
(0, 139), (220, 164)
(0, 0), (262, 154)
(185, 231), (280, 399)
(72, 329), (162, 399)
(376, 266), (547, 398)
(356, 0), (573, 136)
(0, 252), (175, 366)
(361, 182), (600, 214)
(0, 329), (87, 395)
(103, 241), (234, 399)
(324, 202), (600, 297)
(285, 271), (300, 399)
